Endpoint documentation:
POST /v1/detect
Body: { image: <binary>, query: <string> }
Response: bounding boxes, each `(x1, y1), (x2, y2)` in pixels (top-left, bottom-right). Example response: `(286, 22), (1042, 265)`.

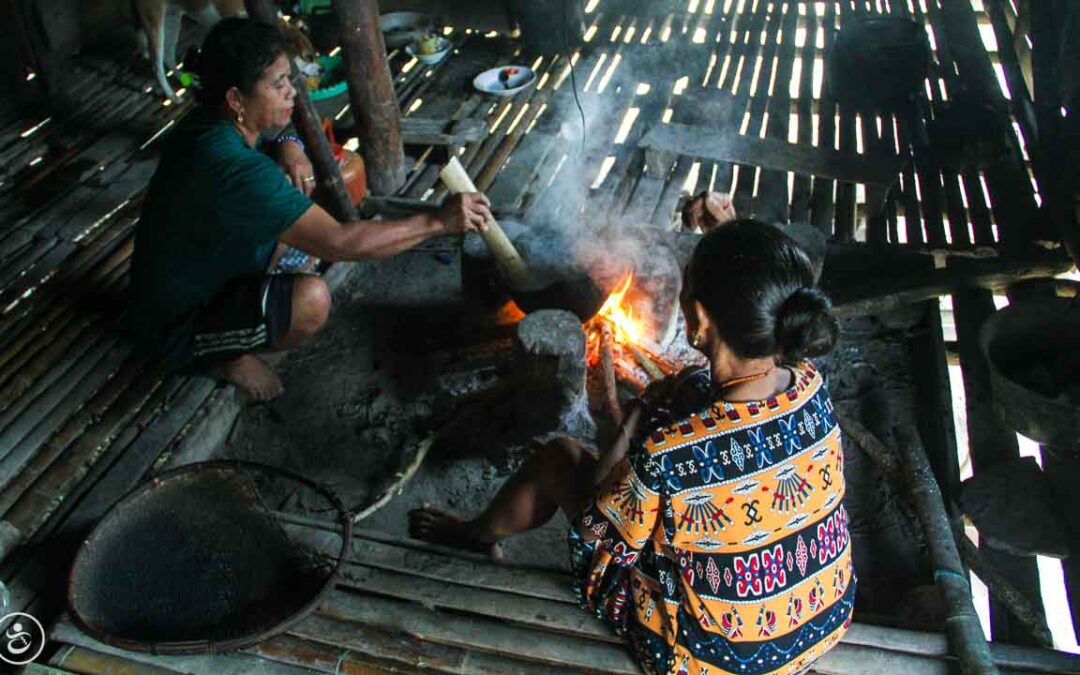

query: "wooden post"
(244, 0), (358, 222)
(1030, 0), (1080, 265)
(907, 301), (961, 502)
(953, 288), (1046, 647)
(331, 0), (406, 196)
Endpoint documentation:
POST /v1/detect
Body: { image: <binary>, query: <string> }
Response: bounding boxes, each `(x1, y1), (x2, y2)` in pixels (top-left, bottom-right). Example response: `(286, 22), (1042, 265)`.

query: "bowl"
(379, 11), (433, 48)
(980, 297), (1080, 451)
(406, 37), (452, 65)
(309, 54), (347, 102)
(473, 65), (537, 98)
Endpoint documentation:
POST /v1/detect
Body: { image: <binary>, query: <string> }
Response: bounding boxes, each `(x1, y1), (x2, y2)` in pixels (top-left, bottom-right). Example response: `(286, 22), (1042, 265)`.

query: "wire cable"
(563, 0), (587, 153)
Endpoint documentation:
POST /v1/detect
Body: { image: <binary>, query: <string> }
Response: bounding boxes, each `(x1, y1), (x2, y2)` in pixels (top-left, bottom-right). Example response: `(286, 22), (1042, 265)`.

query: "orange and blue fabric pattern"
(569, 361), (854, 675)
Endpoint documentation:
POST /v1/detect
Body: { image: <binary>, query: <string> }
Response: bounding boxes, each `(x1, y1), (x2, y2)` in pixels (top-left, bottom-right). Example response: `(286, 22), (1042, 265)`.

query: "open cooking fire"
(585, 273), (677, 414)
(491, 272), (682, 415)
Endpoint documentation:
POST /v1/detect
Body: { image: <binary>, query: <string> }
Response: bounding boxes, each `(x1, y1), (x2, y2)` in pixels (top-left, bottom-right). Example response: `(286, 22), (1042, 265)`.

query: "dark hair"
(687, 220), (839, 363)
(189, 18), (286, 105)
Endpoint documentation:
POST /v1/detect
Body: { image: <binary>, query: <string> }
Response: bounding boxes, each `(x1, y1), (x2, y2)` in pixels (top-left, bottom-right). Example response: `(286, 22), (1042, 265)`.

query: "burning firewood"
(598, 322), (624, 425)
(628, 344), (666, 381)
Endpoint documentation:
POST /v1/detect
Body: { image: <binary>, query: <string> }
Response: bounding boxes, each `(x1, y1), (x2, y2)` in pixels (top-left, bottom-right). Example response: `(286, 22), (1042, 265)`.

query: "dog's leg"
(153, 18), (177, 100)
(188, 2), (222, 25)
(163, 4), (183, 69)
(137, 0), (177, 100)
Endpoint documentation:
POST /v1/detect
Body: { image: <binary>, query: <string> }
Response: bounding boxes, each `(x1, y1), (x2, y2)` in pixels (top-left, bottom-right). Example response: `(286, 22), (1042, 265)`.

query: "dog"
(133, 0), (246, 100)
(134, 0), (315, 100)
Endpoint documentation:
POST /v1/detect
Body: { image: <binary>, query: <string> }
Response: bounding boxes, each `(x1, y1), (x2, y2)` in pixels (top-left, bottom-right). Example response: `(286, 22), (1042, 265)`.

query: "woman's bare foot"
(408, 504), (503, 559)
(215, 354), (284, 401)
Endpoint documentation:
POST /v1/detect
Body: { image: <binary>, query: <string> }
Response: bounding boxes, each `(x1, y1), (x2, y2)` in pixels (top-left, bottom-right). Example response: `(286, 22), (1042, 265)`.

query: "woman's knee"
(529, 436), (593, 478)
(292, 276), (331, 334)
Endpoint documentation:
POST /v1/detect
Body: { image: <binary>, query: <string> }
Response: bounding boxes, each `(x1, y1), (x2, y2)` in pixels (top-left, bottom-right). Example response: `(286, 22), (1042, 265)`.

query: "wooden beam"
(826, 248), (1072, 316)
(640, 123), (904, 190)
(1030, 0), (1080, 265)
(953, 288), (1047, 647)
(400, 117), (487, 146)
(332, 0), (406, 196)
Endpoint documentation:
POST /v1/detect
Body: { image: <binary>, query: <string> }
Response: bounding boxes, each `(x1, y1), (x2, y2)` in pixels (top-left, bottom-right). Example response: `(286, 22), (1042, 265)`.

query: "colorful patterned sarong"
(569, 361), (854, 675)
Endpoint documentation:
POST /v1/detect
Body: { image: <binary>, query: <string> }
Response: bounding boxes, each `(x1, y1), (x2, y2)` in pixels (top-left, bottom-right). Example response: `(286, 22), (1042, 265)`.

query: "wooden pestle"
(439, 156), (534, 290)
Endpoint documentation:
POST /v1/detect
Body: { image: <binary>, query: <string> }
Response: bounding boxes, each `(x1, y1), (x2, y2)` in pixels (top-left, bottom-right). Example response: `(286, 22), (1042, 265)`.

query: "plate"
(473, 66), (537, 98)
(405, 37), (452, 65)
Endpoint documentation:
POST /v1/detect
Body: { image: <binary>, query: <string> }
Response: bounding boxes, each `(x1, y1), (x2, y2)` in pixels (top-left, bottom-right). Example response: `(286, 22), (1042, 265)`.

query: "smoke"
(516, 78), (677, 293)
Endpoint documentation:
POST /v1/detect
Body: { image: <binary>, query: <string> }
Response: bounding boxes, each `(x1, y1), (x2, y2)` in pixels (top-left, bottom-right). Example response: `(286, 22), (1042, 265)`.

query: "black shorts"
(190, 274), (299, 364)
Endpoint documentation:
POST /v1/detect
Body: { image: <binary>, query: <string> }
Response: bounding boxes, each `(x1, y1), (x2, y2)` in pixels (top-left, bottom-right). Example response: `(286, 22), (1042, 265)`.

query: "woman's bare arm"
(593, 403), (645, 486)
(279, 193), (490, 262)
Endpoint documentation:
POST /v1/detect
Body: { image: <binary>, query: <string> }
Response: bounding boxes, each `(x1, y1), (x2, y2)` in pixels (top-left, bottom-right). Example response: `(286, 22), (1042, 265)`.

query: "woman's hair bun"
(775, 287), (839, 362)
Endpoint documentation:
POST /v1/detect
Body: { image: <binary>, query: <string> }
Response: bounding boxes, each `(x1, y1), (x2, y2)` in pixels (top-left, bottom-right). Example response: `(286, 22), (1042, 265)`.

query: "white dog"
(133, 0), (247, 100)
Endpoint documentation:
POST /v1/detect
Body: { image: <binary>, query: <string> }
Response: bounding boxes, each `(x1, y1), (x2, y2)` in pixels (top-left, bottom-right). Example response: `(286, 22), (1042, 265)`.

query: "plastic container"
(323, 120), (366, 206)
(298, 0), (332, 15)
(309, 55), (348, 102)
(309, 55), (349, 122)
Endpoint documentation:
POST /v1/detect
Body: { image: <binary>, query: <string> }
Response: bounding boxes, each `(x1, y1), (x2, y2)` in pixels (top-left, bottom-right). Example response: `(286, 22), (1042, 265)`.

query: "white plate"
(473, 66), (537, 97)
(405, 37), (452, 65)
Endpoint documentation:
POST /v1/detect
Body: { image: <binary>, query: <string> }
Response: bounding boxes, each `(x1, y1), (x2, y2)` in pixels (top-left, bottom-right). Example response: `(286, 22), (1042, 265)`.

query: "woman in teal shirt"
(130, 18), (489, 399)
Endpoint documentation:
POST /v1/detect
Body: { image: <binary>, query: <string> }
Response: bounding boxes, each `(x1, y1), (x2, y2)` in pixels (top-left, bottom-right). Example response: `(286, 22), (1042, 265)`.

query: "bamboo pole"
(0, 374), (166, 564)
(472, 87), (552, 194)
(245, 0), (359, 221)
(838, 409), (1052, 650)
(331, 0), (406, 196)
(439, 156), (533, 290)
(0, 358), (146, 516)
(895, 426), (998, 674)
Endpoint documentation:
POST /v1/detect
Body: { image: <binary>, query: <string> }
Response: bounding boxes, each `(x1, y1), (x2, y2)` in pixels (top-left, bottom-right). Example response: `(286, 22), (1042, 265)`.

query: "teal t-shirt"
(129, 107), (313, 369)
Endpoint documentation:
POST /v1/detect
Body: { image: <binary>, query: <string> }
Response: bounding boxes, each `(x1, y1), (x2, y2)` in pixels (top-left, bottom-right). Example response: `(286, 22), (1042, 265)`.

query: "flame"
(596, 273), (645, 344)
(494, 300), (526, 326)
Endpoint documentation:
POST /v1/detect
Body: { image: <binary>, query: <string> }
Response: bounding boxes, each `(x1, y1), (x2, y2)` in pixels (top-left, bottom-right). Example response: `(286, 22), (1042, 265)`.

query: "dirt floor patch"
(220, 251), (934, 616)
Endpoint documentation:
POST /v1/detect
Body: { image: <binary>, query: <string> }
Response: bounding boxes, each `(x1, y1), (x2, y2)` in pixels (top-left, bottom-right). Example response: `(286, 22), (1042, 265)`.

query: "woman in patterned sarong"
(410, 220), (854, 675)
